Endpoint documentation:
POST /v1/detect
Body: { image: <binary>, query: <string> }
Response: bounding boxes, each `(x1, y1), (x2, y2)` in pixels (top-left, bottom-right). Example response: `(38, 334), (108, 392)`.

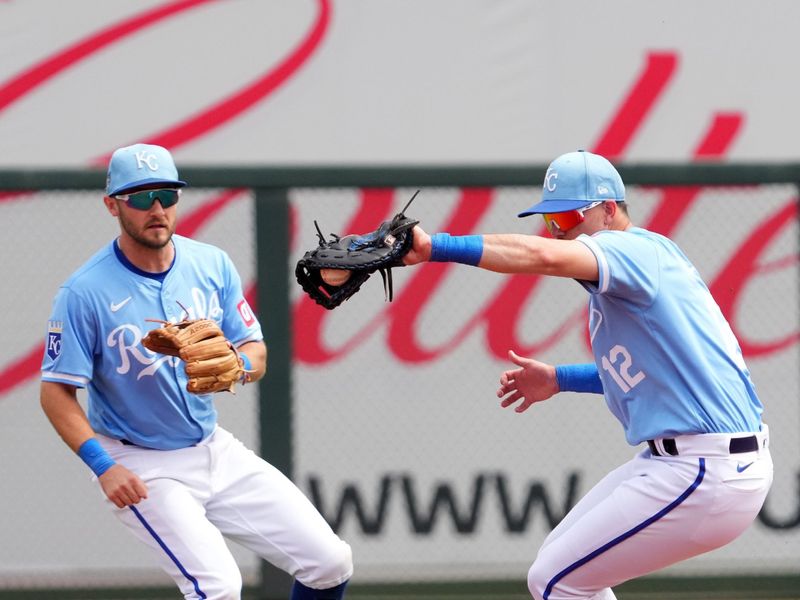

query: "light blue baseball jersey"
(577, 227), (763, 445)
(41, 235), (263, 450)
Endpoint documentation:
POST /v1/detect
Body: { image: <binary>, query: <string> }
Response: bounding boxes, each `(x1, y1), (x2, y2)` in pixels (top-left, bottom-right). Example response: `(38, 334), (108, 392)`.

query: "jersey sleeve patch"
(46, 321), (63, 360)
(237, 299), (256, 327)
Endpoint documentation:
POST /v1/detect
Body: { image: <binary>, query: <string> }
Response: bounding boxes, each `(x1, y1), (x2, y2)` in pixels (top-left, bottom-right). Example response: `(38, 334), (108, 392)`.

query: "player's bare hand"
(402, 225), (432, 265)
(496, 350), (558, 413)
(98, 464), (149, 508)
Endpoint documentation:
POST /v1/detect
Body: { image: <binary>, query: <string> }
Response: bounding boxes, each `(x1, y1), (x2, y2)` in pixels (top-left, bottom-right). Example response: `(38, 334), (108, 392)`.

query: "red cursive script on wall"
(293, 188), (798, 365)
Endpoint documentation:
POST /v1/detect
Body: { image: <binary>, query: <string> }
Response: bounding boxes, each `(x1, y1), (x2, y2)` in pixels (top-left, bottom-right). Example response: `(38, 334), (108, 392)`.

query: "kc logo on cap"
(544, 168), (559, 192)
(106, 143), (187, 196)
(134, 150), (161, 172)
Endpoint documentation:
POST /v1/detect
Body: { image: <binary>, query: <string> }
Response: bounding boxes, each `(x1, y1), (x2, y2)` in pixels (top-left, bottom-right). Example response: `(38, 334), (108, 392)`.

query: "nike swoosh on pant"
(736, 462), (755, 473)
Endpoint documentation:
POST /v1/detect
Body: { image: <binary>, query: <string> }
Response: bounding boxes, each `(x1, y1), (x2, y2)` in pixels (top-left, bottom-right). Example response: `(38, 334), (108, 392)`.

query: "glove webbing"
(378, 267), (394, 302)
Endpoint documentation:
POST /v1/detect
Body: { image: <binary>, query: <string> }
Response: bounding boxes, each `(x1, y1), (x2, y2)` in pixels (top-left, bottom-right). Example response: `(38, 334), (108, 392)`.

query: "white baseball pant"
(527, 428), (772, 600)
(96, 427), (352, 600)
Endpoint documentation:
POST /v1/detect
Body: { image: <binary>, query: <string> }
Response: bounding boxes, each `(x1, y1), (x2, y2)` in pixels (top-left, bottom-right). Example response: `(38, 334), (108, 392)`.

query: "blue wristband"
(239, 352), (252, 384)
(555, 363), (604, 394)
(429, 233), (483, 265)
(77, 438), (117, 477)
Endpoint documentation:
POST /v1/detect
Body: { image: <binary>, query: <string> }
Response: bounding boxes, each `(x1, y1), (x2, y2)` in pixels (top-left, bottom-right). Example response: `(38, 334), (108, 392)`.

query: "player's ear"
(603, 200), (617, 225)
(104, 196), (119, 217)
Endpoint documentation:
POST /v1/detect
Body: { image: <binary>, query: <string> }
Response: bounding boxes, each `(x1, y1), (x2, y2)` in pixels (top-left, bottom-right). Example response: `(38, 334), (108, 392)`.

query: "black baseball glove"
(295, 190), (420, 310)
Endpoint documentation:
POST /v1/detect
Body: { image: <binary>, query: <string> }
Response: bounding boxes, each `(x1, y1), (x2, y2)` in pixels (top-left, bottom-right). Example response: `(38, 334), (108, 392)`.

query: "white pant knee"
(527, 560), (616, 600)
(527, 559), (550, 600)
(296, 540), (353, 590)
(180, 567), (242, 600)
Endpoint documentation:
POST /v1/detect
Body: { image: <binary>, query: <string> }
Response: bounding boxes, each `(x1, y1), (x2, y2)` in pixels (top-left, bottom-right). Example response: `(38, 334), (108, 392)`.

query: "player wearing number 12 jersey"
(402, 150), (772, 600)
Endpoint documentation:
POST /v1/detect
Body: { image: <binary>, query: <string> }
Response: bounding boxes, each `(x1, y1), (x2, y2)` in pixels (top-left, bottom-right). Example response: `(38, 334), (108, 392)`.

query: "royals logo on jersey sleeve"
(47, 321), (63, 360)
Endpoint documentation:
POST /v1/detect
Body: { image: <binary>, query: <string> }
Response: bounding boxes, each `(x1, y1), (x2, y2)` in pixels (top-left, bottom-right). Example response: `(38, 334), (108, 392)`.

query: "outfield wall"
(1, 179), (797, 588)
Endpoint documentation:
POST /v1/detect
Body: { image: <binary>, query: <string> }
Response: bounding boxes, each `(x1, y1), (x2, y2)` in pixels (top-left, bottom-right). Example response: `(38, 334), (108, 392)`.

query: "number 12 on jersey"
(601, 344), (646, 393)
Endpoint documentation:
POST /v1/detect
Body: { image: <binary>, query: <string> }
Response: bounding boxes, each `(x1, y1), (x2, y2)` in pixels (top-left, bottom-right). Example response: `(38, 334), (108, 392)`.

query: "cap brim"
(517, 199), (597, 218)
(108, 177), (187, 196)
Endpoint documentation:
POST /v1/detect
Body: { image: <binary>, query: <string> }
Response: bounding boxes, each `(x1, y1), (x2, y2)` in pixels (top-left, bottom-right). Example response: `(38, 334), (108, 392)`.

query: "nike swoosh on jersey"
(736, 461), (755, 473)
(110, 296), (132, 312)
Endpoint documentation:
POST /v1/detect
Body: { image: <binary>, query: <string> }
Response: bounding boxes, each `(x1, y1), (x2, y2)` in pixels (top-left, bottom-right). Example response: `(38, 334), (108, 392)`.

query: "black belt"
(120, 438), (192, 449)
(647, 435), (759, 457)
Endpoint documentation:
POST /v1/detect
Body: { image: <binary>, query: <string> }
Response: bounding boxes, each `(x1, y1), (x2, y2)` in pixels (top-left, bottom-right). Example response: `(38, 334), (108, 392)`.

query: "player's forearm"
(478, 234), (555, 274)
(41, 381), (119, 476)
(480, 234), (601, 279)
(428, 232), (599, 279)
(40, 381), (96, 452)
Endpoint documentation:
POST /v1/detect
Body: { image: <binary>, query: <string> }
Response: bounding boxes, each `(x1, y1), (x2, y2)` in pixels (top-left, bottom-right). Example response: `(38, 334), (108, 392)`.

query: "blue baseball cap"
(518, 150), (625, 217)
(106, 143), (187, 196)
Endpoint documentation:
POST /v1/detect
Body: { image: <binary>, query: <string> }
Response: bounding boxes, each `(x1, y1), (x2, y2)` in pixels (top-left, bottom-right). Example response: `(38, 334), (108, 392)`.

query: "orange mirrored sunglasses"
(542, 201), (603, 236)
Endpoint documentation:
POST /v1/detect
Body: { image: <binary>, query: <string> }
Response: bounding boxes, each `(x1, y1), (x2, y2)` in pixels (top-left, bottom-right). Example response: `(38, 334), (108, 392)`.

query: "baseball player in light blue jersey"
(41, 144), (352, 600)
(403, 150), (772, 600)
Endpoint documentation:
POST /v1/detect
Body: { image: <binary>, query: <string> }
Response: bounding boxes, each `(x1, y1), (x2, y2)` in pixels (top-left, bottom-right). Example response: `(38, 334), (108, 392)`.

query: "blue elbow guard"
(555, 363), (604, 394)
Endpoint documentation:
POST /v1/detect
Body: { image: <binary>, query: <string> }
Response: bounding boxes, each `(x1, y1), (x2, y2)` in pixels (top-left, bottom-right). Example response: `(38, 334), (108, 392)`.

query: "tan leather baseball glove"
(142, 318), (248, 394)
